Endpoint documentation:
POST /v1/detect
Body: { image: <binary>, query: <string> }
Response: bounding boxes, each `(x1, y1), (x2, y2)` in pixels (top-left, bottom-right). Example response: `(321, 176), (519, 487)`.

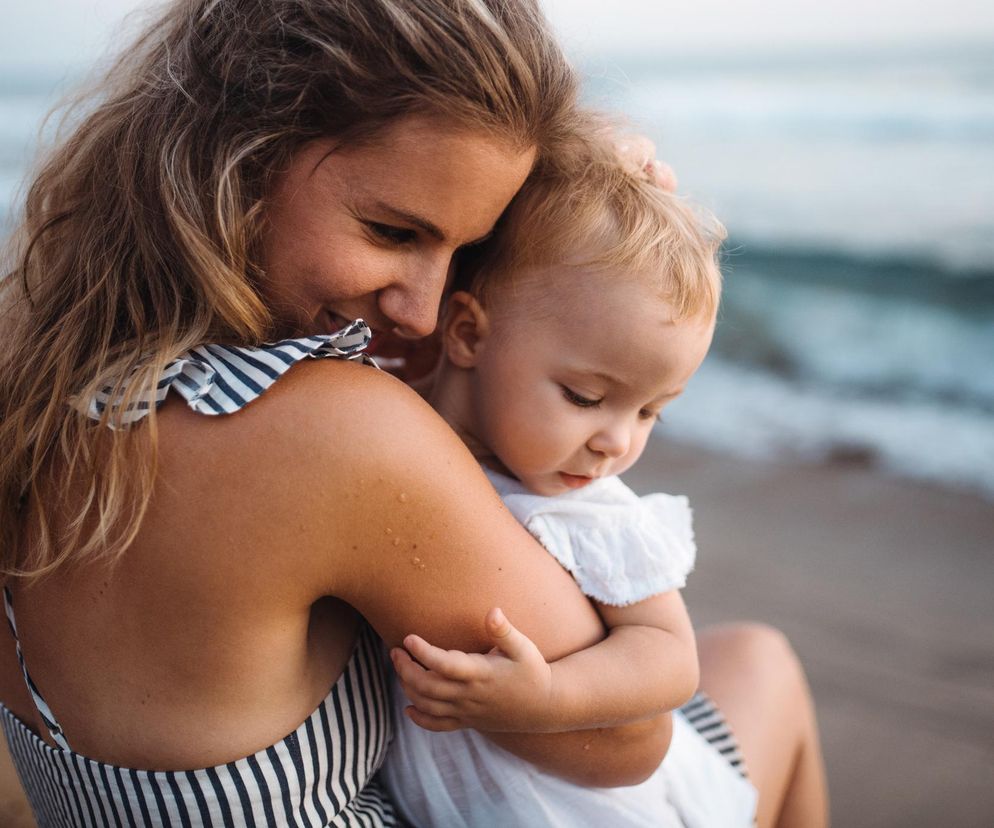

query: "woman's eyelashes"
(363, 217), (493, 252)
(366, 221), (417, 245)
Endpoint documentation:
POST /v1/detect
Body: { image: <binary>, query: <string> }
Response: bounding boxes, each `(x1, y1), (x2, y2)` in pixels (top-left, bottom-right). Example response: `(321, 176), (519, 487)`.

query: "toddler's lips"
(559, 472), (594, 489)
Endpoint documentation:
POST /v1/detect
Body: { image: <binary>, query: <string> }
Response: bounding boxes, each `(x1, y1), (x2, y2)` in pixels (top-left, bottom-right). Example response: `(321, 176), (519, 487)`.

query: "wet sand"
(623, 441), (994, 828)
(2, 442), (992, 826)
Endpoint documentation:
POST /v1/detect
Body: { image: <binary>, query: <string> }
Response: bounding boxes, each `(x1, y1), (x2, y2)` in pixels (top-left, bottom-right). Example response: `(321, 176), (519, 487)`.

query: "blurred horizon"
(4, 0), (994, 66)
(1, 2), (993, 500)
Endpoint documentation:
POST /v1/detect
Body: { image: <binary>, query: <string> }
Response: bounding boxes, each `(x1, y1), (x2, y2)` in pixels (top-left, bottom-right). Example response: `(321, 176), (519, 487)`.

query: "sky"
(2, 0), (994, 70)
(544, 0), (994, 55)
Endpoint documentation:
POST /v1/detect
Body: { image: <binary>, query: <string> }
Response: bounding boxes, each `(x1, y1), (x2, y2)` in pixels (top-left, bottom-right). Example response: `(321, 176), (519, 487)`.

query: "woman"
(0, 1), (826, 825)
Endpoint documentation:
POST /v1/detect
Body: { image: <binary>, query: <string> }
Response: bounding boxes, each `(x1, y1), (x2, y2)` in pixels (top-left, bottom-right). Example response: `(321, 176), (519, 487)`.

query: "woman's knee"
(701, 622), (809, 701)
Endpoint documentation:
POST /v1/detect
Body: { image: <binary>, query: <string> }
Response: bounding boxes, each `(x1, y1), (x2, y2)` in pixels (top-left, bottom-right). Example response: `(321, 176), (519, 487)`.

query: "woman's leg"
(0, 741), (31, 827)
(696, 623), (829, 828)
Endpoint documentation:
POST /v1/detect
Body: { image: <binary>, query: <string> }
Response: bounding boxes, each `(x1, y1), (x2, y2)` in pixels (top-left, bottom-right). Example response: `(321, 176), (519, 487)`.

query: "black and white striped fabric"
(2, 322), (404, 826)
(0, 619), (400, 827)
(679, 693), (749, 779)
(87, 319), (375, 426)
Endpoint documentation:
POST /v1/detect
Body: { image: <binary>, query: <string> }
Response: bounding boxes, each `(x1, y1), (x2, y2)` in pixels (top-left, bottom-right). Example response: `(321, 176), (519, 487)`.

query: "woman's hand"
(391, 608), (560, 733)
(612, 134), (678, 191)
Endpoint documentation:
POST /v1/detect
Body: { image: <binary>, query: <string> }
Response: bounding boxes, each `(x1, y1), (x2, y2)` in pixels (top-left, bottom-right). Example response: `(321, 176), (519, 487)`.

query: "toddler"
(381, 135), (757, 827)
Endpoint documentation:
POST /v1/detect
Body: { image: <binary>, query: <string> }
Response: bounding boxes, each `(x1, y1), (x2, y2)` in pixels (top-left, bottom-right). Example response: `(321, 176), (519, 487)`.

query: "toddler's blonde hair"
(459, 125), (725, 320)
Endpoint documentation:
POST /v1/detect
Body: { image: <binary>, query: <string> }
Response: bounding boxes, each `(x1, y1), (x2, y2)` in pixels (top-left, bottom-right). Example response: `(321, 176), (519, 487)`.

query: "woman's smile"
(259, 115), (536, 340)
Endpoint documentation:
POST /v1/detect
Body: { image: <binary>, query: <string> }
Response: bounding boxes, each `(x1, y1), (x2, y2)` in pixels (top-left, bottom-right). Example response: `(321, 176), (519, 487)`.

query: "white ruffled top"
(382, 468), (758, 828)
(483, 468), (696, 607)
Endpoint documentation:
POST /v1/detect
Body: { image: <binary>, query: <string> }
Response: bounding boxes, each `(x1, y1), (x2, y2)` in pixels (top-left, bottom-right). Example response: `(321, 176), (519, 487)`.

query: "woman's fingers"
(403, 634), (479, 680)
(613, 134), (678, 191)
(615, 134), (656, 174)
(648, 159), (678, 191)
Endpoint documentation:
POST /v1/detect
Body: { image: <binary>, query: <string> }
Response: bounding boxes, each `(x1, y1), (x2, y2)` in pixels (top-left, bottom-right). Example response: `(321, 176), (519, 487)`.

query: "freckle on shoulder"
(251, 358), (453, 457)
(255, 358), (431, 424)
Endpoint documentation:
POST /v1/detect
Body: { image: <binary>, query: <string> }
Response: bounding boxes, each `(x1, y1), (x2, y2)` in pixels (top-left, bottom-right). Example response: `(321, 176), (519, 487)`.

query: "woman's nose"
(379, 260), (450, 338)
(587, 421), (631, 459)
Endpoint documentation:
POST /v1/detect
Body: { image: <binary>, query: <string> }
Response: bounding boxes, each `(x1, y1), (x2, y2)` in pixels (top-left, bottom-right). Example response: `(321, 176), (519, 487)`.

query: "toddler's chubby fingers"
(403, 634), (480, 681)
(485, 607), (540, 663)
(389, 649), (463, 701)
(399, 686), (458, 720)
(389, 646), (428, 687)
(404, 706), (462, 733)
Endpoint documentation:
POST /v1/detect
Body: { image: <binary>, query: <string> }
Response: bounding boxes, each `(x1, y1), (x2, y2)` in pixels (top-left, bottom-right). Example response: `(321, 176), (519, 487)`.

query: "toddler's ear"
(442, 291), (490, 368)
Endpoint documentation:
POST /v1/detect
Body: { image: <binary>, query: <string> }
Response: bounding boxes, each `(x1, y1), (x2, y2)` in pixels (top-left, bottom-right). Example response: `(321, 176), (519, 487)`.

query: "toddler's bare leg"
(696, 623), (829, 828)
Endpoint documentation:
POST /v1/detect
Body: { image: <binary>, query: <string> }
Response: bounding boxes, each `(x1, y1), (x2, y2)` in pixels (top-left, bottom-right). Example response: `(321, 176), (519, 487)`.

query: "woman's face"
(259, 115), (536, 340)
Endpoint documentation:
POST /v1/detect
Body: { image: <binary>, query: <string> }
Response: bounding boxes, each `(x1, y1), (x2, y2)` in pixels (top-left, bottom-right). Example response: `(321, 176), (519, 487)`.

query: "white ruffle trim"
(484, 470), (696, 606)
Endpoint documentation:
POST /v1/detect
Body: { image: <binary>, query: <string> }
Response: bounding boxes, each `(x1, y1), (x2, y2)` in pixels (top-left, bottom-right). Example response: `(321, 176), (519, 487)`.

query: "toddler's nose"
(587, 423), (631, 459)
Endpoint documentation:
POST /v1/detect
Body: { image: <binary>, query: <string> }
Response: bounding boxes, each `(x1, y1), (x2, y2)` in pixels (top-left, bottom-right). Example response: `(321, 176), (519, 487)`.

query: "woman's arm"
(261, 360), (671, 786)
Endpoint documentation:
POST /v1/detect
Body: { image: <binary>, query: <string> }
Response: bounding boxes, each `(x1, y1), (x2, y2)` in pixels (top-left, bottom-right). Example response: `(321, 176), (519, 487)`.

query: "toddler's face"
(467, 269), (715, 496)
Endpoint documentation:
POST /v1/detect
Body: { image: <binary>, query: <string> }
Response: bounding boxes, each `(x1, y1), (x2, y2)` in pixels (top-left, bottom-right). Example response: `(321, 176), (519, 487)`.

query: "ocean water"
(583, 45), (994, 499)
(2, 46), (993, 498)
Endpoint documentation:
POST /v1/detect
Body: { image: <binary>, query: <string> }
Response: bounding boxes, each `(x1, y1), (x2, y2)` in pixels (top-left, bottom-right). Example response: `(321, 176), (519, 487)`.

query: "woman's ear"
(442, 291), (490, 368)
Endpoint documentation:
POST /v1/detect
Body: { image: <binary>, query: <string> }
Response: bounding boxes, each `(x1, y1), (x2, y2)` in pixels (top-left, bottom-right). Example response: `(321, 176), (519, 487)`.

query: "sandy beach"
(2, 441), (992, 827)
(623, 440), (994, 828)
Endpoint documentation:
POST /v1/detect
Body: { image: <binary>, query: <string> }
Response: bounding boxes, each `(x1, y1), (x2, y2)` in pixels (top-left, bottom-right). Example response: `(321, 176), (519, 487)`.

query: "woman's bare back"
(0, 389), (361, 768)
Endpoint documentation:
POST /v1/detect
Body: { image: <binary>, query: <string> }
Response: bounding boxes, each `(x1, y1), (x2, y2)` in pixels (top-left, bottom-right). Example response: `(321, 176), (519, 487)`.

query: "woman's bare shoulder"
(158, 358), (452, 469)
(260, 359), (486, 497)
(154, 356), (495, 571)
(154, 358), (603, 655)
(156, 358), (473, 529)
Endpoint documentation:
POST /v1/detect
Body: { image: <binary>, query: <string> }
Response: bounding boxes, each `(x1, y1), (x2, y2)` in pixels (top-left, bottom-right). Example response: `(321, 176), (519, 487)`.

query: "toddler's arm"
(392, 590), (698, 734)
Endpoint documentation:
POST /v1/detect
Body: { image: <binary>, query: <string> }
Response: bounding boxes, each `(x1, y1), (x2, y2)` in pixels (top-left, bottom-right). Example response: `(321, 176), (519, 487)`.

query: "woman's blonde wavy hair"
(0, 0), (579, 579)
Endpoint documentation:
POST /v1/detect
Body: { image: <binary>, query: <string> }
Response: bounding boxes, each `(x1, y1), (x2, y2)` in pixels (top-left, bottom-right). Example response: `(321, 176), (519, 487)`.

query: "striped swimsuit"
(1, 322), (403, 827)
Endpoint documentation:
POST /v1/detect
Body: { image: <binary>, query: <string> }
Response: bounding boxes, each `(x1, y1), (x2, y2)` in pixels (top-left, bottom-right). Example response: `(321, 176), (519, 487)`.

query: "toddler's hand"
(391, 608), (556, 733)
